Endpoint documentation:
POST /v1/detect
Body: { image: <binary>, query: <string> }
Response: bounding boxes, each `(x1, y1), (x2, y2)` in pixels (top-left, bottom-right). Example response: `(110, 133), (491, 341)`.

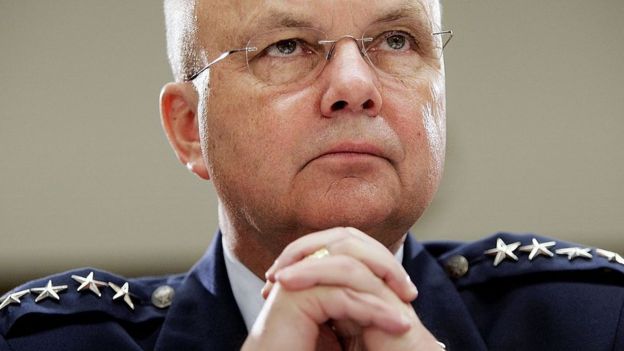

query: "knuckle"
(344, 226), (363, 236)
(333, 227), (352, 240)
(281, 241), (299, 258)
(331, 237), (356, 253)
(335, 256), (363, 274)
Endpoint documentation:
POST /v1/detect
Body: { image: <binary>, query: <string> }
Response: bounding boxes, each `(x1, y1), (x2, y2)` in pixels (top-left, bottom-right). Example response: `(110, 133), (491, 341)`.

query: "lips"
(306, 142), (391, 167)
(322, 143), (384, 157)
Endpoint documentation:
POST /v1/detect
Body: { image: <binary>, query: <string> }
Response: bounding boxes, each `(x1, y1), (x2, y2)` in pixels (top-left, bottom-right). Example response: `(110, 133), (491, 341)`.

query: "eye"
(386, 34), (406, 50)
(374, 31), (416, 52)
(266, 39), (306, 57)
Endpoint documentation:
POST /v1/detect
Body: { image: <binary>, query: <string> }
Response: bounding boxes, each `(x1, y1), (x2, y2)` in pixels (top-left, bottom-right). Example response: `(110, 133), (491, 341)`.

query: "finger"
(266, 227), (383, 279)
(265, 227), (386, 281)
(275, 255), (387, 297)
(265, 227), (350, 280)
(267, 227), (417, 302)
(328, 235), (418, 302)
(362, 305), (441, 351)
(277, 284), (411, 335)
(261, 280), (274, 300)
(315, 287), (412, 335)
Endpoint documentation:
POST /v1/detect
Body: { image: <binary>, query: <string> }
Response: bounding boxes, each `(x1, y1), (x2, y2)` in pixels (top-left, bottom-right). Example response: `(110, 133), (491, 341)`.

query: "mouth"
(305, 142), (391, 168)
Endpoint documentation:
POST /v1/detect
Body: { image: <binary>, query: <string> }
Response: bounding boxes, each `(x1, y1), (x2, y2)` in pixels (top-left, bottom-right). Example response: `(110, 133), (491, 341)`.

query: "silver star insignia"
(31, 280), (68, 303)
(484, 238), (521, 266)
(596, 249), (624, 265)
(0, 289), (30, 311)
(109, 282), (135, 310)
(555, 247), (593, 261)
(72, 272), (108, 297)
(519, 238), (556, 260)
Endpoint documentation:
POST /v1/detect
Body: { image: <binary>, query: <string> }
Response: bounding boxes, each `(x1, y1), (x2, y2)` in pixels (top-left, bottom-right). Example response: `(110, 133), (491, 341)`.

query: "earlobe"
(160, 82), (210, 180)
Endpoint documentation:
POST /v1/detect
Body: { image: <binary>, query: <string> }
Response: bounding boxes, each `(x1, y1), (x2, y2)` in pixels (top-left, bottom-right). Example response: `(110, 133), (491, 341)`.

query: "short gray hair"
(164, 0), (202, 82)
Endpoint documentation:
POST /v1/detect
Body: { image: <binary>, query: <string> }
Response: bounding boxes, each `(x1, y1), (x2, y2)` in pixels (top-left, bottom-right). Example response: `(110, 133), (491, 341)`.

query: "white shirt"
(222, 239), (405, 331)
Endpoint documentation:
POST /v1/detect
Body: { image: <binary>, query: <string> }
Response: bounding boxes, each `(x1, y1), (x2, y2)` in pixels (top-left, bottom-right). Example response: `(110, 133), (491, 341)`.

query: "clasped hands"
(241, 227), (441, 350)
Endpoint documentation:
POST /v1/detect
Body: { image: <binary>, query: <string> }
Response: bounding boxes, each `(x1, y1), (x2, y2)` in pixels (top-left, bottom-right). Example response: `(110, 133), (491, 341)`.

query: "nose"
(319, 39), (382, 118)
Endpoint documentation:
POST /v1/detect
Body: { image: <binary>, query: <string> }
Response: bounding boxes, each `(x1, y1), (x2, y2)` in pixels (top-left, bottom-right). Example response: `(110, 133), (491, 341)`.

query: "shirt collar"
(222, 240), (266, 331)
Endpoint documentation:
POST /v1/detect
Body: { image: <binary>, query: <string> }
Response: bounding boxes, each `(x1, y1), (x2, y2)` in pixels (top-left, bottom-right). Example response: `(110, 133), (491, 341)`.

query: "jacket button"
(444, 255), (469, 279)
(151, 285), (175, 309)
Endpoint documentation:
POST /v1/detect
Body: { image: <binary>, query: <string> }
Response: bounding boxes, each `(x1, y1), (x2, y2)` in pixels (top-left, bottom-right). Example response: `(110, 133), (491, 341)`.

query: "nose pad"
(320, 40), (382, 117)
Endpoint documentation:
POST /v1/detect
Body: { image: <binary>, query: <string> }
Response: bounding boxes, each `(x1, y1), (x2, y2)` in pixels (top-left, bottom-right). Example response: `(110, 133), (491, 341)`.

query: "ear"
(160, 82), (210, 180)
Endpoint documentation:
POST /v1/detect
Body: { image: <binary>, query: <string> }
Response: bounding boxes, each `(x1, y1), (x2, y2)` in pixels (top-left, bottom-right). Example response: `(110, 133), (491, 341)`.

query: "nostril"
(331, 100), (347, 111)
(362, 99), (374, 110)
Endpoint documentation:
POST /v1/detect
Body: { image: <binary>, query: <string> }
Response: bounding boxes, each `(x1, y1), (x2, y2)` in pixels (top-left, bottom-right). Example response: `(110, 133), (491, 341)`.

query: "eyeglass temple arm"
(432, 30), (453, 49)
(185, 47), (257, 81)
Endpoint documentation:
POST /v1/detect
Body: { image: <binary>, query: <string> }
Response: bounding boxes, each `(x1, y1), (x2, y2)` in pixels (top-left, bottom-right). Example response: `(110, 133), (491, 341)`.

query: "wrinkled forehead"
(195, 0), (440, 46)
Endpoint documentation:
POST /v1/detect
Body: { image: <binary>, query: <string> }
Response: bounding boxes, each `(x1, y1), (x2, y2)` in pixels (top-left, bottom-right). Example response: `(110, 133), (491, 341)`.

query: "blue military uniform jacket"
(1, 232), (623, 350)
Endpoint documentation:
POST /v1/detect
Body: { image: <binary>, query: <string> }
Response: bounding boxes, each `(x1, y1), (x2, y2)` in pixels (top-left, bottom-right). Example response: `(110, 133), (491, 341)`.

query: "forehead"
(196, 0), (440, 43)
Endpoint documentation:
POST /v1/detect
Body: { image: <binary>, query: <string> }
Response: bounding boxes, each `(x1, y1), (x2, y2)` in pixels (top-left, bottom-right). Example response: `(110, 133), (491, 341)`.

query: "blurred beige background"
(1, 1), (623, 292)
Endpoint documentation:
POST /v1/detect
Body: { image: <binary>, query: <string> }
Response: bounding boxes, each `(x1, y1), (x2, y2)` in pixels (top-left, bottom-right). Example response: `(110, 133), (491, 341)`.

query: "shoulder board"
(424, 232), (624, 288)
(0, 267), (184, 336)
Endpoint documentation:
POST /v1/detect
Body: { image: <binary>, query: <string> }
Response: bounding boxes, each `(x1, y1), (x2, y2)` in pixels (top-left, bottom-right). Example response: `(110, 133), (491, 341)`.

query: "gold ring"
(307, 247), (330, 259)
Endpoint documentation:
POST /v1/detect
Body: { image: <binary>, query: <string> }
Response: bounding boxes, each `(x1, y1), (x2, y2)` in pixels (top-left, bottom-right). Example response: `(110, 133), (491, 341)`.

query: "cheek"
(422, 78), (446, 169)
(200, 81), (265, 181)
(202, 80), (318, 187)
(382, 74), (446, 176)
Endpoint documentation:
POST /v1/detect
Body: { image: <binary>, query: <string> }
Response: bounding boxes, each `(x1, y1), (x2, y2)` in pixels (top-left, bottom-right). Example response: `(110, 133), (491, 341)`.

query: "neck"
(218, 203), (276, 280)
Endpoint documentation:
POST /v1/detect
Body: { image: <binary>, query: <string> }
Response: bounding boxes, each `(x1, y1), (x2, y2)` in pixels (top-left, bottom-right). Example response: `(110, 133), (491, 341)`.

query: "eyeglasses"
(185, 26), (453, 85)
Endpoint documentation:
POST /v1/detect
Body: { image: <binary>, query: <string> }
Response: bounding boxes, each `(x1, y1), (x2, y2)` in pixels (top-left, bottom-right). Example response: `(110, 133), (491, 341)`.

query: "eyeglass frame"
(184, 29), (453, 82)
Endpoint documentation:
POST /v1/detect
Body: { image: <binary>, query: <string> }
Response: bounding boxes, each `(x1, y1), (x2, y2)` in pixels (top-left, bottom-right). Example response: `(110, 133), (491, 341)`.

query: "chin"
(295, 196), (414, 242)
(289, 177), (430, 242)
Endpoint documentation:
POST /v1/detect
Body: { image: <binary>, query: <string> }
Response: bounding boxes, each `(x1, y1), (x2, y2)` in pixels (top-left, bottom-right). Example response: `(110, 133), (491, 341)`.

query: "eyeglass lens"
(245, 24), (445, 86)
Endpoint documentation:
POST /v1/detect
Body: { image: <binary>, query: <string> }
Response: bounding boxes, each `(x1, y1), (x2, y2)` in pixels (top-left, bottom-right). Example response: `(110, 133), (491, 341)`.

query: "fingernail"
(265, 260), (278, 281)
(275, 268), (293, 283)
(345, 227), (360, 236)
(400, 314), (412, 328)
(274, 271), (283, 281)
(407, 275), (418, 298)
(261, 281), (274, 300)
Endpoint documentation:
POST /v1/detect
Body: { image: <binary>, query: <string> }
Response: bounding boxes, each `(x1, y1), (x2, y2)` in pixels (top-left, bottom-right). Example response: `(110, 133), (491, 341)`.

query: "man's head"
(160, 0), (446, 254)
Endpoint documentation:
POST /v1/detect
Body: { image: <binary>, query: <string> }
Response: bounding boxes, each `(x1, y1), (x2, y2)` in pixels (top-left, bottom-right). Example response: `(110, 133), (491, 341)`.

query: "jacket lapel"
(154, 232), (248, 351)
(404, 235), (488, 350)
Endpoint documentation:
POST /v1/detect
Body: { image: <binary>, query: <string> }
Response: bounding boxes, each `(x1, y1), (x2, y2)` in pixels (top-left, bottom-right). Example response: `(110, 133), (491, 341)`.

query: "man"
(1, 0), (623, 350)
